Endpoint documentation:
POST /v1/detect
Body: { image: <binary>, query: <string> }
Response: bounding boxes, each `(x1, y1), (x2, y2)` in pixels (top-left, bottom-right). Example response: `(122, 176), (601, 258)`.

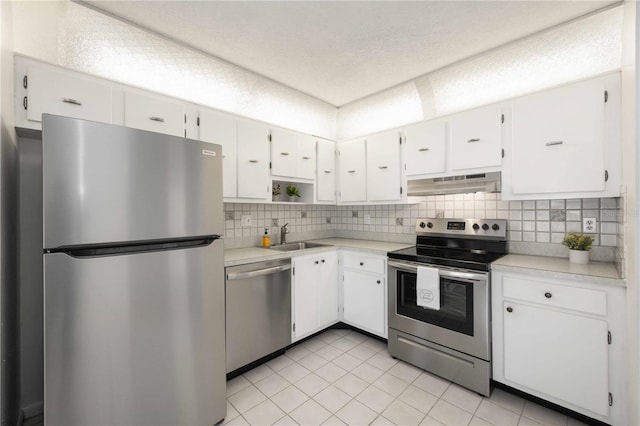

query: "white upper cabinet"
(509, 75), (616, 198)
(338, 139), (367, 203)
(450, 104), (504, 171)
(25, 63), (112, 125)
(296, 134), (317, 180)
(316, 140), (336, 203)
(270, 129), (317, 180)
(198, 109), (237, 198)
(270, 128), (298, 178)
(405, 119), (447, 176)
(237, 120), (270, 199)
(124, 91), (184, 137)
(366, 130), (403, 202)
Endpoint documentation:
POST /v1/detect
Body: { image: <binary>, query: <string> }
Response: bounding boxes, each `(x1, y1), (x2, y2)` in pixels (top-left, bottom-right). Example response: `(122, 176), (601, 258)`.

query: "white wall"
(12, 1), (337, 140)
(337, 6), (624, 141)
(0, 1), (20, 425)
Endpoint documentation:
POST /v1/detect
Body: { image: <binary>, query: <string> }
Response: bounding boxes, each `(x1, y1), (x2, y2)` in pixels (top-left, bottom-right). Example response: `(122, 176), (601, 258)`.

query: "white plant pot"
(288, 196), (298, 202)
(569, 249), (589, 264)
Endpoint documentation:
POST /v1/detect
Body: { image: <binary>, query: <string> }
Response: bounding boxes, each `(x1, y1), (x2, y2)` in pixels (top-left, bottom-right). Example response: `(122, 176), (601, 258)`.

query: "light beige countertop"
(492, 254), (625, 286)
(224, 238), (413, 267)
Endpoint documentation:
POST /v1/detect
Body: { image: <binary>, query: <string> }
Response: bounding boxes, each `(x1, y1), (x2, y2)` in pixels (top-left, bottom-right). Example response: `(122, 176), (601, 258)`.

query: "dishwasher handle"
(226, 264), (291, 280)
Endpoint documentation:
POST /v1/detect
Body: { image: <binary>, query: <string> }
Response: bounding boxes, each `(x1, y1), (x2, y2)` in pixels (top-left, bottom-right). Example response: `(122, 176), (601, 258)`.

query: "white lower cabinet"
(492, 270), (626, 424)
(340, 251), (387, 338)
(292, 251), (339, 342)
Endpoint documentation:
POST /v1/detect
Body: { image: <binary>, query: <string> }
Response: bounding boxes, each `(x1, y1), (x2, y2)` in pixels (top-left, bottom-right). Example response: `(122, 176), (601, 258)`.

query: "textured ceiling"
(82, 1), (617, 107)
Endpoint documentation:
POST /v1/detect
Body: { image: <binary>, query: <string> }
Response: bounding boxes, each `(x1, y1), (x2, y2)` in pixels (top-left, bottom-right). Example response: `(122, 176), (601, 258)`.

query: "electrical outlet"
(241, 215), (252, 227)
(583, 217), (597, 233)
(271, 218), (279, 227)
(364, 214), (371, 224)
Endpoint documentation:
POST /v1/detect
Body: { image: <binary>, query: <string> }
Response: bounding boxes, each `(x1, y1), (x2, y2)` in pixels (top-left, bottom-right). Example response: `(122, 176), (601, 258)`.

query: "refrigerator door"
(44, 240), (226, 426)
(42, 114), (223, 249)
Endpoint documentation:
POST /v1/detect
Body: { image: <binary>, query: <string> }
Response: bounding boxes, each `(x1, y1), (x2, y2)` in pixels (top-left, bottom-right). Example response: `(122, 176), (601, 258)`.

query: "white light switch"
(241, 215), (252, 227)
(583, 217), (597, 233)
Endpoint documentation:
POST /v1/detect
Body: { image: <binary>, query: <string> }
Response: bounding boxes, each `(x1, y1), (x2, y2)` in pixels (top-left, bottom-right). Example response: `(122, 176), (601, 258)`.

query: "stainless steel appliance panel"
(42, 114), (223, 249)
(388, 260), (490, 361)
(225, 259), (291, 373)
(44, 240), (226, 426)
(388, 328), (491, 396)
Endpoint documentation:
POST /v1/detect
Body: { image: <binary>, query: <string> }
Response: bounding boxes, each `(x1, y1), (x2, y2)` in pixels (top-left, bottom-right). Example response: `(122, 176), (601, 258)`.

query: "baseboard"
(21, 401), (44, 420)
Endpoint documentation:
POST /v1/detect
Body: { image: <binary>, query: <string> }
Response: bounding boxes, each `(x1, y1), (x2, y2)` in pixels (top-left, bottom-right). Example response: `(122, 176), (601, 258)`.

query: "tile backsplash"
(223, 194), (621, 263)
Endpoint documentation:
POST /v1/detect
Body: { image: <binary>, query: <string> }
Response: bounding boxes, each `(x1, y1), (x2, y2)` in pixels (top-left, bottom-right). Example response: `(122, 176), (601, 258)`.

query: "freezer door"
(42, 114), (223, 249)
(44, 240), (226, 426)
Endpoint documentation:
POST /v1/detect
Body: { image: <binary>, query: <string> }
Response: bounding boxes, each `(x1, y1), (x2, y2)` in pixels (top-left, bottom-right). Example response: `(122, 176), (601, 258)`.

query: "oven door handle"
(388, 260), (487, 282)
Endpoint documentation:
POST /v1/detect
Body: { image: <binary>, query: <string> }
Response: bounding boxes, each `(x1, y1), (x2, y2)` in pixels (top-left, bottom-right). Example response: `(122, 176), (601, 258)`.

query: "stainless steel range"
(387, 218), (507, 396)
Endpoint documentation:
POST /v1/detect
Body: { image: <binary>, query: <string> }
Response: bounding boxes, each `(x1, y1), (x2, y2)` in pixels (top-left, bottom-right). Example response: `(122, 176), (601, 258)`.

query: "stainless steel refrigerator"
(41, 114), (226, 426)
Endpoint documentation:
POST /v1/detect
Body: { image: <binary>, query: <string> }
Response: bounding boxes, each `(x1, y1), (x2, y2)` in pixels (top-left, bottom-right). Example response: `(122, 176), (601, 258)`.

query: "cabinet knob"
(544, 292), (552, 299)
(315, 261), (319, 265)
(506, 307), (513, 313)
(359, 262), (364, 266)
(376, 280), (381, 284)
(321, 259), (325, 263)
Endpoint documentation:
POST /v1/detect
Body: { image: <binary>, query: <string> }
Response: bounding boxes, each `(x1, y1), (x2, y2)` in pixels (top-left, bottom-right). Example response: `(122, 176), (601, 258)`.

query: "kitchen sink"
(269, 242), (329, 251)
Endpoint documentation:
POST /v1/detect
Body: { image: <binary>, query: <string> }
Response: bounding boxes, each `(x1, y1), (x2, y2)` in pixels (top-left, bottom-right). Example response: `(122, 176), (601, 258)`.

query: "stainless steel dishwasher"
(225, 259), (291, 373)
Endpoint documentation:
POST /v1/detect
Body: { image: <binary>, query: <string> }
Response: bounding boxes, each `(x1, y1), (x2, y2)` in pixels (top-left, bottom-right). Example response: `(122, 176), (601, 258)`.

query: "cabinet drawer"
(28, 65), (112, 124)
(342, 253), (385, 275)
(502, 276), (606, 316)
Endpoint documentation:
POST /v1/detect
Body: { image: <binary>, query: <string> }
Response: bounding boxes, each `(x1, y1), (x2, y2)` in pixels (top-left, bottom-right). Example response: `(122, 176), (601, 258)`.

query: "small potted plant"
(562, 233), (594, 264)
(272, 184), (281, 202)
(286, 185), (300, 202)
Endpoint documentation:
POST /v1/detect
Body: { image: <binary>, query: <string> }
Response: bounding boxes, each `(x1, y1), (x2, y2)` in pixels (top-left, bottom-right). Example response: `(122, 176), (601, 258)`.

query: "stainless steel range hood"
(407, 172), (501, 196)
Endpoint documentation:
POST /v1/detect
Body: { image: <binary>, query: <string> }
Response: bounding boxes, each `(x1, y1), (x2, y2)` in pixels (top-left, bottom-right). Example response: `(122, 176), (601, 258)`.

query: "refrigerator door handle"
(57, 236), (221, 258)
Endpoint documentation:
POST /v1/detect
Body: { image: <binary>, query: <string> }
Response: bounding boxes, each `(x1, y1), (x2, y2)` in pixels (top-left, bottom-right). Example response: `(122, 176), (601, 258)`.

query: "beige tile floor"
(225, 329), (588, 426)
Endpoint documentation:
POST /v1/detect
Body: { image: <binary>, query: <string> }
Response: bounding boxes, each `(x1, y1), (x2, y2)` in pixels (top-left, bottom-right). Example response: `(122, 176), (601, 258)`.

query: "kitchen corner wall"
(223, 194), (622, 263)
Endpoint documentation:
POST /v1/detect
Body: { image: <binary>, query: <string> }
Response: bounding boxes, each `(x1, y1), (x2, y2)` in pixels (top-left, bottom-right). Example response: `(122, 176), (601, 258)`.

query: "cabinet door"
(406, 120), (447, 176)
(367, 130), (402, 201)
(503, 302), (609, 416)
(317, 252), (339, 328)
(297, 135), (317, 180)
(124, 91), (184, 137)
(293, 257), (319, 339)
(343, 270), (385, 336)
(237, 121), (270, 199)
(511, 78), (606, 195)
(28, 65), (112, 124)
(270, 128), (298, 178)
(338, 139), (367, 202)
(450, 104), (503, 171)
(316, 140), (336, 202)
(199, 110), (237, 198)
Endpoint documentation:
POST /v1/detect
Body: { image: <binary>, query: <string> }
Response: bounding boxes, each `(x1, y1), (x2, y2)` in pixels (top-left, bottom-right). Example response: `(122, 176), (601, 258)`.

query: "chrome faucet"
(280, 223), (289, 245)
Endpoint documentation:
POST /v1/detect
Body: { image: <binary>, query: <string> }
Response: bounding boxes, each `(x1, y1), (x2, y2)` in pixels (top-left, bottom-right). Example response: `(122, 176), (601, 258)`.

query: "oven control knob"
(427, 222), (433, 229)
(419, 221), (426, 228)
(482, 224), (489, 231)
(492, 224), (500, 231)
(472, 223), (480, 231)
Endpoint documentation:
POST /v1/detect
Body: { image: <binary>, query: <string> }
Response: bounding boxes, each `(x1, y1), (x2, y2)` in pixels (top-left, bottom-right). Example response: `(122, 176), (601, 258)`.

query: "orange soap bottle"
(262, 228), (271, 247)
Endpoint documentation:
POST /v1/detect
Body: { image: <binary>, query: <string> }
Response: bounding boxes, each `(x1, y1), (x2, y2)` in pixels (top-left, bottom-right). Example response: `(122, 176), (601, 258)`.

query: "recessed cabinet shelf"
(272, 180), (314, 204)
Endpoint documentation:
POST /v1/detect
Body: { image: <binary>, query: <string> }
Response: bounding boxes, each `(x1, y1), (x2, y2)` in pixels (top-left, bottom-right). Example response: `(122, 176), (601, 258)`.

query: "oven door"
(387, 260), (490, 361)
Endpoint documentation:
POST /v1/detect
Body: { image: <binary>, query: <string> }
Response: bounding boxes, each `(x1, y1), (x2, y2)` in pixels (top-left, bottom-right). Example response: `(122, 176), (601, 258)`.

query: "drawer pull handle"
(506, 306), (513, 313)
(249, 160), (259, 163)
(376, 280), (381, 284)
(281, 152), (290, 156)
(359, 262), (364, 266)
(62, 98), (82, 106)
(418, 148), (429, 152)
(467, 138), (480, 143)
(546, 141), (563, 147)
(149, 116), (165, 123)
(324, 170), (332, 174)
(544, 292), (552, 299)
(378, 166), (388, 169)
(302, 156), (311, 160)
(347, 170), (356, 173)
